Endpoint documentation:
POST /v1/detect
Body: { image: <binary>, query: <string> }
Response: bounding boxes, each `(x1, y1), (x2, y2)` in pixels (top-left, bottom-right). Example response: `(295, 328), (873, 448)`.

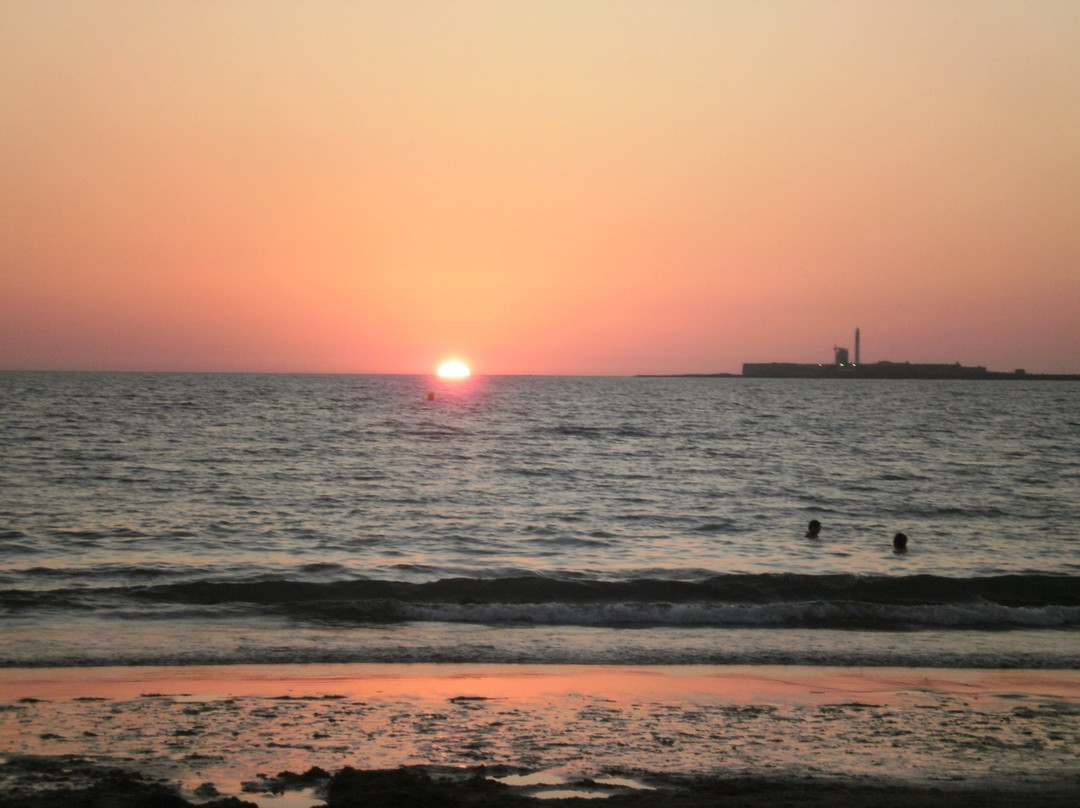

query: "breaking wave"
(63, 572), (1077, 629)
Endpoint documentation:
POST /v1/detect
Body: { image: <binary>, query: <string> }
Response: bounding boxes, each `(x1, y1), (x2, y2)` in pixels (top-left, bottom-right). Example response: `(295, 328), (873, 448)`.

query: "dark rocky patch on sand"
(0, 755), (254, 807)
(3, 757), (1080, 808)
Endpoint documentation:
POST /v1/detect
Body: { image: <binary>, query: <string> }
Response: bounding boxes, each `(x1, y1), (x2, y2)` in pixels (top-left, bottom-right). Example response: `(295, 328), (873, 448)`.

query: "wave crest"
(117, 572), (1080, 629)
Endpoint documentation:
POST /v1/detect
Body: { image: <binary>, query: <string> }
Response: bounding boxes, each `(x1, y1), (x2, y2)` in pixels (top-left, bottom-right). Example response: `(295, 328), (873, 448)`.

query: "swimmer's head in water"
(893, 532), (908, 552)
(806, 519), (821, 538)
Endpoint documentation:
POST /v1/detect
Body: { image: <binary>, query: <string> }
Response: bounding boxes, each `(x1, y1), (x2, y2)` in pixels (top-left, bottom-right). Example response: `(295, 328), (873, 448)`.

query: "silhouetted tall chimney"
(855, 328), (860, 365)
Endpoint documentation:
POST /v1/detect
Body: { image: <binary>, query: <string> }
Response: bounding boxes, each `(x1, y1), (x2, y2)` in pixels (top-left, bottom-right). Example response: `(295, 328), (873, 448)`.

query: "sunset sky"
(3, 1), (1079, 375)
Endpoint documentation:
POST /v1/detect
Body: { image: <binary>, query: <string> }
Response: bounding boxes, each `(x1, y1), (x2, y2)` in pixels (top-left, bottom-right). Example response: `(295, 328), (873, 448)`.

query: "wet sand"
(2, 664), (1079, 806)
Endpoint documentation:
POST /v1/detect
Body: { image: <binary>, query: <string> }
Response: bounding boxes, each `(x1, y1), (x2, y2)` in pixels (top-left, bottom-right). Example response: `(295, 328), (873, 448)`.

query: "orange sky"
(3, 1), (1079, 375)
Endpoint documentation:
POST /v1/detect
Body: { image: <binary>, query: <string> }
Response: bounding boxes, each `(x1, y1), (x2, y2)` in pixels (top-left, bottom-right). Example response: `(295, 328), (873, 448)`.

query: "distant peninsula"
(641, 328), (1080, 380)
(739, 362), (1080, 380)
(639, 362), (1080, 380)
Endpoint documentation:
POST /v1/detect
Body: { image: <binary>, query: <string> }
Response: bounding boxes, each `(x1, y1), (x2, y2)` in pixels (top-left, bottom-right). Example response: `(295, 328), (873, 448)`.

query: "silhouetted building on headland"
(742, 360), (1015, 379)
(742, 328), (1080, 380)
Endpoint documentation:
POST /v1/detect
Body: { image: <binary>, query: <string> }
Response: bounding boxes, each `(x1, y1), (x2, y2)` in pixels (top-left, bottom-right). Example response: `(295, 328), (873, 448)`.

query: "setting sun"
(436, 359), (471, 378)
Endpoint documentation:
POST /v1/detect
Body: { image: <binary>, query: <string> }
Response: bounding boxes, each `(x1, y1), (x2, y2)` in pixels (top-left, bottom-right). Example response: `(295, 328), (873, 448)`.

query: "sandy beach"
(2, 664), (1079, 806)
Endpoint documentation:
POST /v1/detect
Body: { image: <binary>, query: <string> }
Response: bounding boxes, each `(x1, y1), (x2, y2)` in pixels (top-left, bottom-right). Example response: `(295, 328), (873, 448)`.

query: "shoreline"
(3, 664), (1079, 805)
(5, 661), (1080, 703)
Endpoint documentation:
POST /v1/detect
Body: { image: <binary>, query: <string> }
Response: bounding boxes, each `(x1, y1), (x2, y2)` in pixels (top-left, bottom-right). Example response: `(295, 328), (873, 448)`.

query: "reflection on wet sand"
(2, 664), (1079, 806)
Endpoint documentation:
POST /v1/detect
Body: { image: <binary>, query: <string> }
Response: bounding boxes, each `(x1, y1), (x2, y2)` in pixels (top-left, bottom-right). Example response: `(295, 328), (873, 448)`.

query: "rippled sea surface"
(2, 372), (1078, 667)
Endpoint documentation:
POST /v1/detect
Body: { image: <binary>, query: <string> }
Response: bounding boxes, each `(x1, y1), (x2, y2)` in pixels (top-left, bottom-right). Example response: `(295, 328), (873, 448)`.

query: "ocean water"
(1, 371), (1078, 669)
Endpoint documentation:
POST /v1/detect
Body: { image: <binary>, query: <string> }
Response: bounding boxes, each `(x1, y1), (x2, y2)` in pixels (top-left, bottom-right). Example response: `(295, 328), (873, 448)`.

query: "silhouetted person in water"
(805, 519), (821, 538)
(893, 532), (908, 553)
